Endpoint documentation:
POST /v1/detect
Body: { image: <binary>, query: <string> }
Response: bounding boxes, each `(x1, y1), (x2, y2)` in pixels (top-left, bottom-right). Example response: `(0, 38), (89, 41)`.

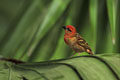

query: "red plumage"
(63, 25), (93, 55)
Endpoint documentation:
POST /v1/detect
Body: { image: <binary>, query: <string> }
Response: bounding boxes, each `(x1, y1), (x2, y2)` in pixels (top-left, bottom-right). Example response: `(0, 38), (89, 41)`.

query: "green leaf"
(106, 0), (117, 44)
(89, 0), (98, 52)
(114, 0), (120, 52)
(25, 0), (71, 58)
(0, 54), (120, 80)
(96, 0), (113, 53)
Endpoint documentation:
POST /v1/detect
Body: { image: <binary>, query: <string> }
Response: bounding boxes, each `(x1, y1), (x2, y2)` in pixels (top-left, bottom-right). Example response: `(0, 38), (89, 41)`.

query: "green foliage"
(0, 0), (120, 62)
(0, 0), (120, 79)
(0, 54), (120, 80)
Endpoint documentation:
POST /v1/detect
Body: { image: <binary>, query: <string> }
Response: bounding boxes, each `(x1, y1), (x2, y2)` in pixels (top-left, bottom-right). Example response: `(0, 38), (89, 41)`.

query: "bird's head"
(62, 25), (76, 36)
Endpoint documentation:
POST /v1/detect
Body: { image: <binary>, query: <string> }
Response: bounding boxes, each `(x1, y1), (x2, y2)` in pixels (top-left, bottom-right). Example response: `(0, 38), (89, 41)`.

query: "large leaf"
(106, 0), (117, 44)
(0, 54), (120, 80)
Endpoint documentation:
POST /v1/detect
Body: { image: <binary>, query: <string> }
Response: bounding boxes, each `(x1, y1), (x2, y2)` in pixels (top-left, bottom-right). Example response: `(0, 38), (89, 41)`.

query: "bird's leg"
(70, 51), (76, 57)
(73, 52), (76, 55)
(78, 53), (81, 56)
(71, 53), (75, 57)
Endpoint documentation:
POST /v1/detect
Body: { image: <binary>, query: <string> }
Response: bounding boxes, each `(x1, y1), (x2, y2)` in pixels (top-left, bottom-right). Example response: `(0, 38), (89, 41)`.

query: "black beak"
(62, 26), (66, 30)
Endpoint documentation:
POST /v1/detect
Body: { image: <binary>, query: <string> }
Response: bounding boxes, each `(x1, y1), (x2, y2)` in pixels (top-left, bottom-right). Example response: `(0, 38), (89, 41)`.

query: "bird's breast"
(67, 37), (77, 46)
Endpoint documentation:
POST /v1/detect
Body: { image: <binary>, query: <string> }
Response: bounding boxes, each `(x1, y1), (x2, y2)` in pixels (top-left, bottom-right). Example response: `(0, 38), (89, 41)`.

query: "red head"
(63, 25), (76, 37)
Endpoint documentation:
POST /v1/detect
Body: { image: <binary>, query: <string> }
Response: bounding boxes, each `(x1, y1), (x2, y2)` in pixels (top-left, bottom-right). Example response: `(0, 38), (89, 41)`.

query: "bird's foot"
(70, 53), (76, 57)
(78, 53), (81, 56)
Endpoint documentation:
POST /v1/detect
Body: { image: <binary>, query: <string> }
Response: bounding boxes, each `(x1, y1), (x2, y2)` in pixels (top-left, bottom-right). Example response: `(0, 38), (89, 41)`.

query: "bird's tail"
(89, 51), (93, 55)
(86, 49), (93, 55)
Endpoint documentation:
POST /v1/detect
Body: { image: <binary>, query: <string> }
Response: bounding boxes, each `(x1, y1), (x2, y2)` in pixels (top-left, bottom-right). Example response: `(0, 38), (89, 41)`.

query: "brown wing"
(75, 33), (93, 54)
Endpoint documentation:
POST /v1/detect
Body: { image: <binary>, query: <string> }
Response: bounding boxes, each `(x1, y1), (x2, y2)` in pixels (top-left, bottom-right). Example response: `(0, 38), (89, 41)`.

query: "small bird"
(63, 25), (93, 55)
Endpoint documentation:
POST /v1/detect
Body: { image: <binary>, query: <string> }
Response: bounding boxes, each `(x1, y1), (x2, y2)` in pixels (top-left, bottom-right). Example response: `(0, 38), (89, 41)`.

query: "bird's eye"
(67, 28), (72, 32)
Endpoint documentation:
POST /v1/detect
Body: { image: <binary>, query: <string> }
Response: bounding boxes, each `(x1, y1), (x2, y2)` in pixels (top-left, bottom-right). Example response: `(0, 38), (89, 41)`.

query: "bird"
(63, 25), (93, 55)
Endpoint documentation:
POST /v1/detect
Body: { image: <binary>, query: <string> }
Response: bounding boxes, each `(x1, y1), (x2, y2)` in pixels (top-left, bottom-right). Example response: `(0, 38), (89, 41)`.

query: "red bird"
(63, 25), (93, 55)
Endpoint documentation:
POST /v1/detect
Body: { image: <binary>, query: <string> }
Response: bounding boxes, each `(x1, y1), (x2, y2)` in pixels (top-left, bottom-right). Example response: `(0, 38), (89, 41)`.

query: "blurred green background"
(0, 0), (119, 62)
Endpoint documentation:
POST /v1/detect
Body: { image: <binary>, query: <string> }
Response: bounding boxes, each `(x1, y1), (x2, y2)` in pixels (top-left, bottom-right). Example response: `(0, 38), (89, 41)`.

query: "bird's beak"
(62, 26), (66, 30)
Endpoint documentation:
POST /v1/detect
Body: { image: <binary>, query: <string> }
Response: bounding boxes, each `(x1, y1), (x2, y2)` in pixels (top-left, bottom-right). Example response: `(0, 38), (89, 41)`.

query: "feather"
(75, 33), (93, 54)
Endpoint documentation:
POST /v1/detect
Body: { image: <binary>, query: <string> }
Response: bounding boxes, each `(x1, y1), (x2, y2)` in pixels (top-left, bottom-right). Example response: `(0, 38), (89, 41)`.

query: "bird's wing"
(75, 33), (92, 52)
